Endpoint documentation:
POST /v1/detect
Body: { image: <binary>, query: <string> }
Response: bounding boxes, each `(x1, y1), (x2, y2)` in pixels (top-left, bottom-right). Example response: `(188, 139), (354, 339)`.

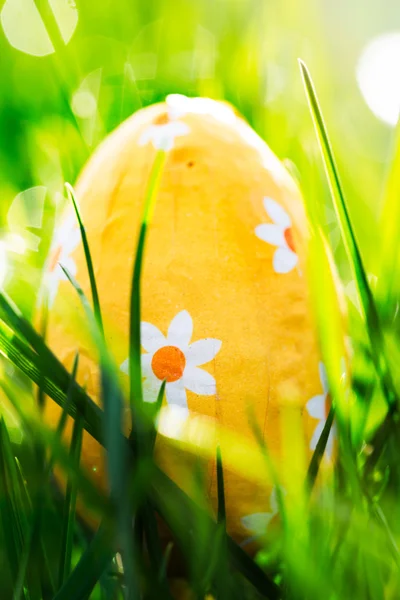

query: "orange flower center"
(284, 227), (295, 252)
(151, 345), (186, 383)
(49, 246), (62, 273)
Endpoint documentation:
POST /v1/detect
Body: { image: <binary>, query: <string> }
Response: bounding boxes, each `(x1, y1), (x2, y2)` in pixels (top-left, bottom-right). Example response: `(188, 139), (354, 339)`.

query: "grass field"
(1, 1), (400, 598)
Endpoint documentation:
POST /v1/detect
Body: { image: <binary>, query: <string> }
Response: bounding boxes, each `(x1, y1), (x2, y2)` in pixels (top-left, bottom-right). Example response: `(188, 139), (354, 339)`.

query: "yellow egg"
(44, 95), (331, 545)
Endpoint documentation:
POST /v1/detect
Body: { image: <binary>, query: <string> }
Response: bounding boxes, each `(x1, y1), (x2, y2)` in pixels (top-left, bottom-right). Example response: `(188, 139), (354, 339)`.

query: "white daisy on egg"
(138, 121), (190, 151)
(255, 197), (298, 274)
(120, 310), (221, 415)
(306, 362), (336, 459)
(45, 214), (81, 307)
(241, 486), (286, 545)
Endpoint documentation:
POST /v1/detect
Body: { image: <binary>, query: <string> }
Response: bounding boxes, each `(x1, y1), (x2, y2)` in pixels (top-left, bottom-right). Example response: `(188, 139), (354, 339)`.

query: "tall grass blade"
(129, 150), (166, 428)
(65, 182), (104, 335)
(58, 414), (83, 586)
(299, 59), (398, 410)
(0, 418), (24, 592)
(53, 522), (114, 600)
(376, 121), (400, 319)
(151, 467), (281, 599)
(216, 445), (226, 525)
(61, 266), (140, 599)
(0, 315), (103, 443)
(306, 407), (335, 494)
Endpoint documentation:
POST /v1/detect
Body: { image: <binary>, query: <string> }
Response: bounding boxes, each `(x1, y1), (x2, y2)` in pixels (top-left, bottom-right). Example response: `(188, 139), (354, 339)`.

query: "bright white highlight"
(1, 0), (78, 57)
(166, 94), (236, 124)
(357, 33), (400, 126)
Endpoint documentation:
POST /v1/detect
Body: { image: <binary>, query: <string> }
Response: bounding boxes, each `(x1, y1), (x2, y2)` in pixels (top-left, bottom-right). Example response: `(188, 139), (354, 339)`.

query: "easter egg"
(44, 95), (332, 545)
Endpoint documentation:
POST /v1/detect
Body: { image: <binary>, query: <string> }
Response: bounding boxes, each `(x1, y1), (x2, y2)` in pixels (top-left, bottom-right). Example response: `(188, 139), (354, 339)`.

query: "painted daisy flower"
(45, 214), (81, 307)
(120, 310), (221, 415)
(138, 121), (190, 151)
(306, 362), (336, 459)
(255, 197), (298, 274)
(241, 487), (285, 545)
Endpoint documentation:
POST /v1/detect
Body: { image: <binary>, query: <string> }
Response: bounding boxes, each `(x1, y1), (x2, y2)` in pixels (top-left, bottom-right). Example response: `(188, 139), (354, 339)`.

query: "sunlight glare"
(357, 32), (400, 126)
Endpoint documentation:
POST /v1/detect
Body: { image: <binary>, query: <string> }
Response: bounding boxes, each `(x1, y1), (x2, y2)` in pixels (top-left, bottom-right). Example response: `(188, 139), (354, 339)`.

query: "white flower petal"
(167, 121), (190, 137)
(263, 197), (291, 228)
(140, 321), (166, 353)
(255, 223), (285, 247)
(319, 362), (329, 395)
(273, 247), (298, 274)
(154, 123), (182, 151)
(310, 421), (325, 451)
(326, 428), (335, 459)
(60, 256), (77, 277)
(269, 486), (287, 513)
(138, 122), (190, 151)
(47, 275), (60, 308)
(141, 353), (153, 376)
(138, 126), (155, 147)
(63, 226), (81, 252)
(120, 358), (129, 375)
(183, 366), (216, 395)
(186, 338), (222, 367)
(241, 512), (274, 535)
(306, 395), (326, 420)
(167, 310), (193, 349)
(122, 355), (154, 379)
(165, 381), (188, 412)
(143, 375), (162, 404)
(70, 231), (81, 253)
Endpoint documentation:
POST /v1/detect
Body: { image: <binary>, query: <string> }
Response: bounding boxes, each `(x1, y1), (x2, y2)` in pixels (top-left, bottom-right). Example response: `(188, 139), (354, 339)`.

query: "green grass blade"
(37, 292), (48, 412)
(376, 122), (400, 318)
(151, 467), (281, 599)
(299, 59), (398, 410)
(306, 407), (335, 494)
(247, 407), (287, 527)
(53, 522), (114, 600)
(148, 380), (166, 453)
(1, 283), (280, 598)
(0, 418), (23, 593)
(13, 457), (54, 600)
(216, 445), (226, 525)
(0, 316), (103, 444)
(58, 414), (84, 586)
(61, 265), (140, 599)
(0, 379), (110, 519)
(129, 150), (167, 428)
(65, 182), (104, 335)
(298, 60), (367, 297)
(54, 353), (80, 439)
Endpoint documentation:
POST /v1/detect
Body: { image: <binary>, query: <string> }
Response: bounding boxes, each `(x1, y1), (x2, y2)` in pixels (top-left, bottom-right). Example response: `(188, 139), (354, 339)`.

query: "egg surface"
(44, 95), (330, 544)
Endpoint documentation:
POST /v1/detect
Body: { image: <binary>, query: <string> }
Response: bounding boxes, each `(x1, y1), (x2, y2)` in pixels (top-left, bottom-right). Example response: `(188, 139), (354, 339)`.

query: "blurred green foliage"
(1, 2), (400, 599)
(1, 0), (399, 315)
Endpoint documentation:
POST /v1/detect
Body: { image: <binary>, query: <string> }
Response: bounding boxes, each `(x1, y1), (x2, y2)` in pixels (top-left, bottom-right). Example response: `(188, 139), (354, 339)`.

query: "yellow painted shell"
(44, 95), (332, 545)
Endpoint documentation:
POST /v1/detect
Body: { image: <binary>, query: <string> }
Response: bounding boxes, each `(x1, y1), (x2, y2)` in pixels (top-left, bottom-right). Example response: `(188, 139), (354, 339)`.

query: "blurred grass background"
(1, 2), (400, 598)
(1, 0), (399, 316)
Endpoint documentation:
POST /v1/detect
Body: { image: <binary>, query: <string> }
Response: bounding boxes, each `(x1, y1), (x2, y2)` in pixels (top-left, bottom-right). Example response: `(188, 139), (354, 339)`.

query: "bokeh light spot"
(72, 90), (97, 119)
(357, 32), (400, 126)
(1, 0), (78, 57)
